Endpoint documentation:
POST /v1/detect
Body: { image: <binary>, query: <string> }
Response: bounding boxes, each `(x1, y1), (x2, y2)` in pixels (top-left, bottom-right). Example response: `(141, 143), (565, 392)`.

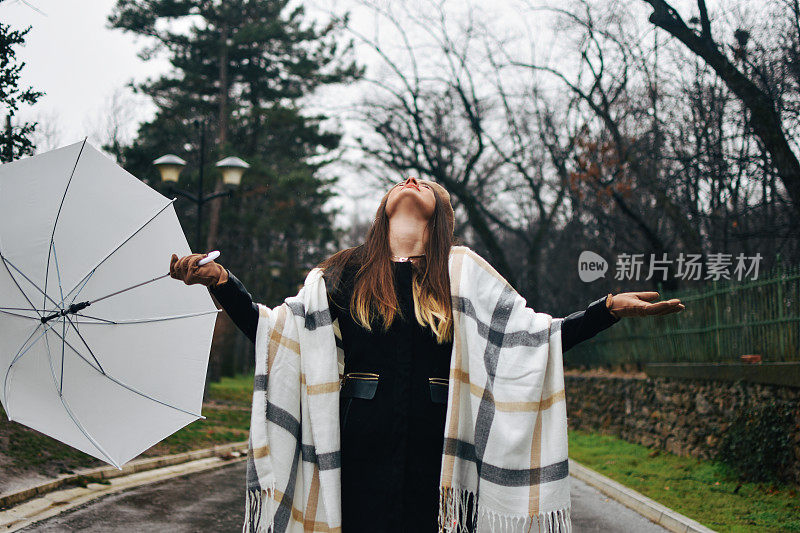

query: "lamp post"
(152, 120), (250, 251)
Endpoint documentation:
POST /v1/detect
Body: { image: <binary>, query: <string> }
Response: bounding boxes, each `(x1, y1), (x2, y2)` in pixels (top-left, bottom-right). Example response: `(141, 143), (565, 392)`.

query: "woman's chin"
(390, 198), (433, 214)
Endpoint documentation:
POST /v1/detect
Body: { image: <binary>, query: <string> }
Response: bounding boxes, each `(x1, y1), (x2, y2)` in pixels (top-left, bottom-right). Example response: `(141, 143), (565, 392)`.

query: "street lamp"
(268, 261), (283, 278)
(152, 120), (249, 251)
(216, 156), (250, 186)
(151, 154), (186, 183)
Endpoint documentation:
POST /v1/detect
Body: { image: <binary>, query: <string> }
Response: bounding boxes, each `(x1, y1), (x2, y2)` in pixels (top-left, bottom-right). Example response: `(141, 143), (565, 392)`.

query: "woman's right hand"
(607, 291), (684, 319)
(169, 253), (229, 288)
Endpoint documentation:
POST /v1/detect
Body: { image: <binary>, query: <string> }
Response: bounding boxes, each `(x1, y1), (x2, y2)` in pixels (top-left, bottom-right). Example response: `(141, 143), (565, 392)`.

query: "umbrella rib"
(2, 255), (62, 311)
(0, 254), (44, 319)
(51, 241), (66, 305)
(71, 313), (116, 324)
(64, 316), (105, 374)
(56, 394), (120, 469)
(0, 309), (43, 321)
(42, 329), (121, 469)
(44, 138), (87, 311)
(60, 198), (177, 307)
(2, 322), (54, 414)
(85, 273), (171, 306)
(72, 309), (221, 325)
(60, 319), (66, 394)
(60, 270), (95, 309)
(48, 326), (204, 419)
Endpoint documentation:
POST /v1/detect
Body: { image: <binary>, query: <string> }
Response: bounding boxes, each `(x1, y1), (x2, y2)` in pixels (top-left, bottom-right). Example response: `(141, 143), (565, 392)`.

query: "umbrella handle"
(198, 250), (220, 266)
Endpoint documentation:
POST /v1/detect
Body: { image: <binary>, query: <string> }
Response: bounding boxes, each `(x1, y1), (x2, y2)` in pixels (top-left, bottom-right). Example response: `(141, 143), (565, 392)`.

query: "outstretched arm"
(561, 294), (620, 353)
(170, 253), (258, 344)
(561, 291), (686, 352)
(210, 269), (340, 345)
(209, 269), (259, 344)
(170, 253), (340, 345)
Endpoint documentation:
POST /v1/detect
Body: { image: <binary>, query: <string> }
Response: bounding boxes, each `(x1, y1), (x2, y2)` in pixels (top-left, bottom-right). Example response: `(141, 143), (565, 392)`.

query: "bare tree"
(333, 0), (799, 308)
(84, 87), (139, 162)
(641, 0), (800, 218)
(497, 2), (708, 288)
(31, 110), (63, 152)
(344, 0), (568, 295)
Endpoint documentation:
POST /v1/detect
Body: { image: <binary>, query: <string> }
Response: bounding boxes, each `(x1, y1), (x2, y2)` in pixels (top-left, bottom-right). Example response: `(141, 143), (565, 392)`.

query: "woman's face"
(385, 176), (437, 221)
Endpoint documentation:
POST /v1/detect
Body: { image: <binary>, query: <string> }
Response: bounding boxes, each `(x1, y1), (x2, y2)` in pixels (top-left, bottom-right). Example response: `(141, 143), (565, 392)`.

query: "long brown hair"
(318, 179), (456, 344)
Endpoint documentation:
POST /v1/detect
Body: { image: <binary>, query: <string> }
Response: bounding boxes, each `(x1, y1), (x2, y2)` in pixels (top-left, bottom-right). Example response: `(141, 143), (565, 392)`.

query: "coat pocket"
(429, 377), (449, 404)
(340, 372), (380, 399)
(339, 372), (379, 429)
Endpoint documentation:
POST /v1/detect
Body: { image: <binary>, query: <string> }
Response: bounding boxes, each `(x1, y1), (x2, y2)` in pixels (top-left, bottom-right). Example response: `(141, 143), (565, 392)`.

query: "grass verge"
(568, 429), (800, 532)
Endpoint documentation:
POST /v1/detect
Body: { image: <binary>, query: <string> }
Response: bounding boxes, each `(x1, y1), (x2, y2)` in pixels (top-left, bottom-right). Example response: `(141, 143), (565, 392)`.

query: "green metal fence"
(566, 263), (800, 367)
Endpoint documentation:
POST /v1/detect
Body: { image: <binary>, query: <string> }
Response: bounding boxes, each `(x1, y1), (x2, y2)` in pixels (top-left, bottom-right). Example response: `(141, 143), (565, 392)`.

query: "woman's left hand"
(606, 292), (684, 319)
(170, 253), (229, 288)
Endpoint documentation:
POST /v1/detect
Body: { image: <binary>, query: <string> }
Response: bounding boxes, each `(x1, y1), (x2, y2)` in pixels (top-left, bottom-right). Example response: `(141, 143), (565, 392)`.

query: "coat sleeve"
(210, 268), (340, 345)
(560, 295), (620, 353)
(208, 269), (259, 344)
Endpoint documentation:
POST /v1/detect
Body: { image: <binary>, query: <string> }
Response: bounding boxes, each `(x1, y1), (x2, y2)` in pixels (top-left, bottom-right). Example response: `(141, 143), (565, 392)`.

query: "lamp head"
(153, 154), (187, 183)
(216, 156), (250, 186)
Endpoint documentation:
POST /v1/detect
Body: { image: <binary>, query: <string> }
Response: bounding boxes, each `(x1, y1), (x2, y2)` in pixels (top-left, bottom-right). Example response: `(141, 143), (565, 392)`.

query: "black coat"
(210, 259), (619, 532)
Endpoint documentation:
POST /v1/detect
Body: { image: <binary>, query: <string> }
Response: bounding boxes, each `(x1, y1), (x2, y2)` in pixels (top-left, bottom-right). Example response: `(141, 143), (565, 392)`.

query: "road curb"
(0, 441), (248, 510)
(0, 452), (248, 532)
(569, 458), (716, 533)
(1, 446), (714, 532)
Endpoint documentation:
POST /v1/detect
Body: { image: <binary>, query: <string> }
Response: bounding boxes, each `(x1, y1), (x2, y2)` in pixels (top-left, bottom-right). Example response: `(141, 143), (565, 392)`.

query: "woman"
(170, 177), (684, 532)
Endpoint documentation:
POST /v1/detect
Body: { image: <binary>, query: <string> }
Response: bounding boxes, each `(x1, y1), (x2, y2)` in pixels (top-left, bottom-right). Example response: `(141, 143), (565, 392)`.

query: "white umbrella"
(0, 139), (219, 469)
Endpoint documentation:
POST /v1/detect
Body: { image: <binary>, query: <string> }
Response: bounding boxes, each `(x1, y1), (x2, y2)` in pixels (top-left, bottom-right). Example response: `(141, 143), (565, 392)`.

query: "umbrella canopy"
(0, 140), (219, 469)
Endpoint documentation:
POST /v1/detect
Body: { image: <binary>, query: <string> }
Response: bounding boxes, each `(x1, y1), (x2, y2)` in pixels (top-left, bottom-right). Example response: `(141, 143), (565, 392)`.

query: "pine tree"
(109, 0), (362, 376)
(0, 22), (44, 162)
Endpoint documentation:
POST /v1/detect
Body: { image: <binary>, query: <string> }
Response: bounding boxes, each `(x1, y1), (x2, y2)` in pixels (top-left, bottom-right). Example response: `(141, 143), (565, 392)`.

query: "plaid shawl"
(243, 245), (571, 532)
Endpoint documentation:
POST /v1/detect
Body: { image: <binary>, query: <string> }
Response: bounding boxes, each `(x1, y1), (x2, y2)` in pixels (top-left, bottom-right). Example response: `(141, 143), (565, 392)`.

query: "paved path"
(22, 462), (668, 531)
(570, 475), (668, 532)
(20, 462), (247, 532)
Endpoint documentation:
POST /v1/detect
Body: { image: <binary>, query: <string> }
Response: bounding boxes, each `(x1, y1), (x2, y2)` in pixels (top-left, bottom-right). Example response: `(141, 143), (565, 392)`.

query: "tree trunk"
(643, 0), (800, 218)
(205, 22), (230, 253)
(205, 23), (231, 388)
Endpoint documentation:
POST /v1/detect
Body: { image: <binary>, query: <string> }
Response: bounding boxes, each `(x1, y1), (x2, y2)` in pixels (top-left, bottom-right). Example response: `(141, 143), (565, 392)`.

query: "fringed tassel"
(243, 480), (277, 533)
(438, 486), (571, 533)
(483, 506), (572, 533)
(439, 485), (476, 532)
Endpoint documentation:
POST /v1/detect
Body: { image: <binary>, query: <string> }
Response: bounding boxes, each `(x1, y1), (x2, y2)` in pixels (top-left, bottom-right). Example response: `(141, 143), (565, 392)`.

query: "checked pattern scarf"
(243, 245), (571, 532)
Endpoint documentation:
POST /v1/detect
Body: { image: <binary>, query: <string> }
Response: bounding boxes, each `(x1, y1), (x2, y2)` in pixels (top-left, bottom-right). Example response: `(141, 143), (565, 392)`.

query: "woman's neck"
(388, 212), (428, 257)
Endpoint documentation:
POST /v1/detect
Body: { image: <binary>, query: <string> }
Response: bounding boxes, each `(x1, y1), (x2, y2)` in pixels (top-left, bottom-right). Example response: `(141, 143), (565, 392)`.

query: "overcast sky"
(1, 0), (706, 226)
(0, 0), (415, 224)
(1, 0), (166, 145)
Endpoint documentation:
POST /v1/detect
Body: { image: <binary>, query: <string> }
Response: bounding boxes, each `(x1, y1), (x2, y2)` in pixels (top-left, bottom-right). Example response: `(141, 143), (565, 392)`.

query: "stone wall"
(564, 375), (800, 485)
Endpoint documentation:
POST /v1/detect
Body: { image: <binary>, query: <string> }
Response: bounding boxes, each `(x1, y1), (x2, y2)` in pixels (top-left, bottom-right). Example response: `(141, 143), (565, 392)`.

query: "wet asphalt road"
(20, 462), (248, 532)
(569, 476), (668, 532)
(22, 461), (668, 532)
